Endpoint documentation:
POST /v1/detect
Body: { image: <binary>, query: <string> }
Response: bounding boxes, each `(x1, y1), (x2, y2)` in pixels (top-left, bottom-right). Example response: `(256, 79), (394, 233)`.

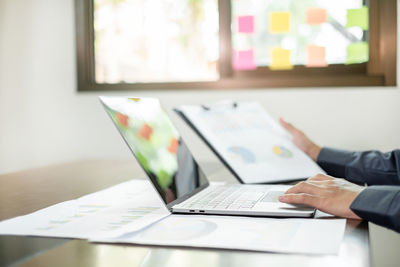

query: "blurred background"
(0, 0), (400, 266)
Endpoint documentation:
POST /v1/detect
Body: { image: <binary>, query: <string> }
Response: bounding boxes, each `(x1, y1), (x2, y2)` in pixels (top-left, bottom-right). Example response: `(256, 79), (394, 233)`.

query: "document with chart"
(175, 101), (325, 183)
(93, 215), (346, 255)
(0, 180), (170, 239)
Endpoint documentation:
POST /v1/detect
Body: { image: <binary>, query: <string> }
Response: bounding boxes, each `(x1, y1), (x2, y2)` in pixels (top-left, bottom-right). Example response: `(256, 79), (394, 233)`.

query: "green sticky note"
(346, 6), (368, 30)
(346, 42), (369, 64)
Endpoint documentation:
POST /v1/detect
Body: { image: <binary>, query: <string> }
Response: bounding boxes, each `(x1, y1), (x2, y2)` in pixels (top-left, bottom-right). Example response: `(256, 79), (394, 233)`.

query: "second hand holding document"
(175, 101), (325, 184)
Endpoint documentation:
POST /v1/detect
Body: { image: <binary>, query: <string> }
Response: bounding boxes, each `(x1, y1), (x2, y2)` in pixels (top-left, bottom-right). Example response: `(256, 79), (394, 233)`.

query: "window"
(93, 0), (219, 83)
(75, 0), (396, 91)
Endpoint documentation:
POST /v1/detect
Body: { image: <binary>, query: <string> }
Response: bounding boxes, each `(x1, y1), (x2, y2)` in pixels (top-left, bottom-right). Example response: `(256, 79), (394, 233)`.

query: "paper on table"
(93, 215), (346, 255)
(0, 180), (170, 239)
(176, 102), (325, 183)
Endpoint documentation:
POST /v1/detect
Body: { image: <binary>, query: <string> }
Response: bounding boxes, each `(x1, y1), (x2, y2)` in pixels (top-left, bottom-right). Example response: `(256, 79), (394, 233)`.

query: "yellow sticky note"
(270, 48), (293, 70)
(346, 6), (369, 30)
(306, 45), (328, 67)
(269, 12), (290, 34)
(346, 42), (369, 64)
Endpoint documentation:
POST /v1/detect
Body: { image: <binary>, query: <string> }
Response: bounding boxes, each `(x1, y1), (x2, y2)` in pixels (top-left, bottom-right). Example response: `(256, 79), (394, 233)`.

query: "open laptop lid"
(99, 96), (209, 209)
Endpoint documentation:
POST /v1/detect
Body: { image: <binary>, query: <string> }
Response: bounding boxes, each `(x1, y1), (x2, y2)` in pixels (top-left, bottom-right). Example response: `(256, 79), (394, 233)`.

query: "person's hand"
(278, 174), (365, 219)
(279, 118), (321, 161)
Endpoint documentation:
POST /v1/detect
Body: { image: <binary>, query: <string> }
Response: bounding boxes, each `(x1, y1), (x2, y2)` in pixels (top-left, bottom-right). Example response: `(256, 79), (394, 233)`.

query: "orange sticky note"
(168, 138), (179, 154)
(270, 48), (293, 70)
(138, 124), (153, 140)
(306, 45), (328, 67)
(306, 8), (327, 25)
(116, 112), (129, 128)
(269, 12), (290, 34)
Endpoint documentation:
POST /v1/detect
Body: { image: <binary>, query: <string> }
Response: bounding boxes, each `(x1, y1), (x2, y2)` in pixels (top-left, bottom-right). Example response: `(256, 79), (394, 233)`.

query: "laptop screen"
(100, 97), (209, 206)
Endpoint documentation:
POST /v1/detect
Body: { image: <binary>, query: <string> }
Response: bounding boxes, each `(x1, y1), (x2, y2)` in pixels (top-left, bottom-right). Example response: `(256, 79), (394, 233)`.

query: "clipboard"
(174, 101), (325, 184)
(175, 103), (248, 184)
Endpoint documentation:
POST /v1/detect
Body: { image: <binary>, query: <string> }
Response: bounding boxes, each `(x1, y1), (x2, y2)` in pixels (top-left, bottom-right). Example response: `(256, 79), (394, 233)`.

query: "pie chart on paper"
(227, 146), (256, 163)
(272, 145), (293, 158)
(138, 218), (218, 241)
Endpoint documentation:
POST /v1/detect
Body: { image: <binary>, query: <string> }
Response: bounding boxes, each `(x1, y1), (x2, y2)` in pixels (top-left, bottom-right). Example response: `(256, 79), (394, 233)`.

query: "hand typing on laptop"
(278, 118), (365, 219)
(279, 118), (400, 233)
(279, 174), (364, 219)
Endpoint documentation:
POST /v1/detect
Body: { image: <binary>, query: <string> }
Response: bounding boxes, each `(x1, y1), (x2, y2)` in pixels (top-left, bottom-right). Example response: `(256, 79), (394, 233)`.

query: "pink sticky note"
(233, 49), (256, 70)
(306, 45), (328, 67)
(306, 8), (327, 25)
(237, 15), (254, 33)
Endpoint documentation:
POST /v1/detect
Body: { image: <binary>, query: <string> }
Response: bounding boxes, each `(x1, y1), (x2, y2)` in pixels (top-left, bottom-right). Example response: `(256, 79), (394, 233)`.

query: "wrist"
(308, 145), (321, 161)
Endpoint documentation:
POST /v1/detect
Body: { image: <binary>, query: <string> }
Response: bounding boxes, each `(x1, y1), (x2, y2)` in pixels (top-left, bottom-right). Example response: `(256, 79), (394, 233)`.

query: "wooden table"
(0, 160), (370, 267)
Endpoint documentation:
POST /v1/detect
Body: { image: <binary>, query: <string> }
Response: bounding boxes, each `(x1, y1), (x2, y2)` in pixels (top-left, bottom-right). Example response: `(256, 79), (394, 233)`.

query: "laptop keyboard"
(179, 185), (283, 210)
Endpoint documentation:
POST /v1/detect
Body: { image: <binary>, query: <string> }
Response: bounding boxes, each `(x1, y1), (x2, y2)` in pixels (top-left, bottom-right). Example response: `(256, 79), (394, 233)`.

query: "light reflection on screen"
(100, 97), (208, 205)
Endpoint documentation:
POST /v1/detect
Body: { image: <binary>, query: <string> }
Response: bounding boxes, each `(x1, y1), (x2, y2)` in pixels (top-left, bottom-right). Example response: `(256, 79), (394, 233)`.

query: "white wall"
(1, 0), (399, 175)
(1, 1), (400, 266)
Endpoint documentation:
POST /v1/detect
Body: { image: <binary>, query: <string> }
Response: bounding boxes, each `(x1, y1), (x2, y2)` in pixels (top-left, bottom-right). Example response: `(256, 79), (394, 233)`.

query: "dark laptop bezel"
(99, 96), (211, 211)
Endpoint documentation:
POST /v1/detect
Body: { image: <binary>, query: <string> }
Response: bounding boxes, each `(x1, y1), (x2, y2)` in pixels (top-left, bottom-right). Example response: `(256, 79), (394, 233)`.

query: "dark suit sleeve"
(316, 147), (400, 186)
(350, 186), (400, 232)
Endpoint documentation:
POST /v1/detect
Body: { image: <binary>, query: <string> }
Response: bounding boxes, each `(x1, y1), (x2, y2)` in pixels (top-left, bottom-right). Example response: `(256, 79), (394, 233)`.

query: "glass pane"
(94, 0), (219, 83)
(231, 0), (369, 70)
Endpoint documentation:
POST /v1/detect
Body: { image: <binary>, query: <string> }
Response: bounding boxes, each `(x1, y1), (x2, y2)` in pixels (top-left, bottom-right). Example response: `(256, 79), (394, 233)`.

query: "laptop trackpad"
(254, 191), (314, 212)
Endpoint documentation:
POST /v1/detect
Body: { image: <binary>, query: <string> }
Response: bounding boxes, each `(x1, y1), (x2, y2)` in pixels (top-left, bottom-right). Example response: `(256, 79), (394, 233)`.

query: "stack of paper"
(0, 180), (346, 255)
(0, 180), (170, 239)
(93, 215), (345, 255)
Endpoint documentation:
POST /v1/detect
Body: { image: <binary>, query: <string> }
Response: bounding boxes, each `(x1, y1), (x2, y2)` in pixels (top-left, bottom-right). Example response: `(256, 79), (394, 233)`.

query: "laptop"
(99, 96), (315, 218)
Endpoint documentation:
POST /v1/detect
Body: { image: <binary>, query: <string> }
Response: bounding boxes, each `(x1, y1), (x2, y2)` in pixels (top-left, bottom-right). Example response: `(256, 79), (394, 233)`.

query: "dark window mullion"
(218, 0), (233, 79)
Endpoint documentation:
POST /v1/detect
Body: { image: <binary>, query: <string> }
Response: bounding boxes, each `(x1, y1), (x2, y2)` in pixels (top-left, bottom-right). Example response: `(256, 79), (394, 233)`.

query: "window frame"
(75, 0), (396, 91)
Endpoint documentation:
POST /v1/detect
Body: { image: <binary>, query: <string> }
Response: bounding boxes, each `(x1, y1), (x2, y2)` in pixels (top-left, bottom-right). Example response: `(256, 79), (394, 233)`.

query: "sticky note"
(237, 15), (254, 34)
(269, 12), (290, 34)
(346, 6), (368, 30)
(270, 48), (293, 70)
(138, 124), (153, 140)
(117, 112), (129, 128)
(306, 45), (328, 67)
(346, 42), (369, 64)
(233, 49), (257, 70)
(306, 8), (327, 25)
(168, 138), (179, 154)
